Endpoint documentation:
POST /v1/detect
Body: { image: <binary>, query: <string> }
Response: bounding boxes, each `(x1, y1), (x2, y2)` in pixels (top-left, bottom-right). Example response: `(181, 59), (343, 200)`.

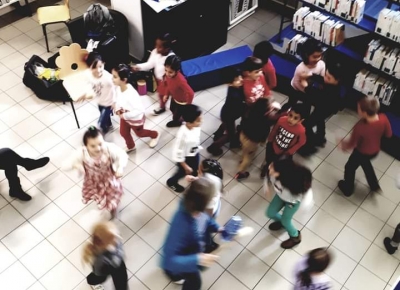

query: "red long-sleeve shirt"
(243, 74), (271, 105)
(345, 113), (392, 155)
(268, 116), (306, 155)
(263, 59), (277, 90)
(165, 72), (194, 104)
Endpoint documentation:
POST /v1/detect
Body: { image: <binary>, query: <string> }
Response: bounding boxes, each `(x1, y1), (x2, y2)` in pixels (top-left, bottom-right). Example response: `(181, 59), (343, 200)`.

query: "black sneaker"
(207, 145), (223, 156)
(314, 137), (327, 148)
(167, 180), (185, 193)
(260, 165), (267, 179)
(204, 241), (220, 253)
(384, 237), (398, 255)
(166, 120), (182, 128)
(338, 180), (353, 197)
(234, 171), (249, 181)
(298, 145), (318, 157)
(10, 189), (32, 201)
(153, 108), (166, 115)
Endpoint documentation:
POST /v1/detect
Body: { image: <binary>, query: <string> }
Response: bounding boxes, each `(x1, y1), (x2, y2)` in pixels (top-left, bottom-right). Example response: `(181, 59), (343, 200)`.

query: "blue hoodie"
(161, 201), (220, 274)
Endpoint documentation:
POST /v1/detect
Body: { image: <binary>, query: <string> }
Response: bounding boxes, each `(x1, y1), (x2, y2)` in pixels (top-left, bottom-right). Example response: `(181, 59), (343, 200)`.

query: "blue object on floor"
(181, 45), (253, 91)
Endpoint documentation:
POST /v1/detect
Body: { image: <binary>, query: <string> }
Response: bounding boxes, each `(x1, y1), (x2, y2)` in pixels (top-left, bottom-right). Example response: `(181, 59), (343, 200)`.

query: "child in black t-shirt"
(207, 69), (246, 156)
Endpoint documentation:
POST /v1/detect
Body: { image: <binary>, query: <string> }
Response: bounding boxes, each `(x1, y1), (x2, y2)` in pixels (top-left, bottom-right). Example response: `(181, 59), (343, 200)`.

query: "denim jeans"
(266, 194), (300, 237)
(98, 105), (113, 132)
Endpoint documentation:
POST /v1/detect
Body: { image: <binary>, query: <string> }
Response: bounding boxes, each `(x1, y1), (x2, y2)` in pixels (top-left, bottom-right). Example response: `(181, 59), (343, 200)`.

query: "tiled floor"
(0, 1), (399, 290)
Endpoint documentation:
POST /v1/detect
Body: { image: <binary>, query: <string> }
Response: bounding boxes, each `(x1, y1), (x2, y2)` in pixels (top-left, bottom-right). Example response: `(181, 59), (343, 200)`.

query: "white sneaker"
(173, 279), (185, 285)
(91, 285), (104, 290)
(125, 146), (136, 153)
(149, 131), (161, 148)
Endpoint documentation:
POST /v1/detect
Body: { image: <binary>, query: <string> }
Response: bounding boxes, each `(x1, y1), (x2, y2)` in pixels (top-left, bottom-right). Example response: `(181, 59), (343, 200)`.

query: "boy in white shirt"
(167, 104), (202, 193)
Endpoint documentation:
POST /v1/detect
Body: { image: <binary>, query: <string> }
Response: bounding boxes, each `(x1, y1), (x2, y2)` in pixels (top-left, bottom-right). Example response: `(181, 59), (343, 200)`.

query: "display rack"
(271, 0), (400, 159)
(0, 0), (32, 16)
(229, 0), (258, 29)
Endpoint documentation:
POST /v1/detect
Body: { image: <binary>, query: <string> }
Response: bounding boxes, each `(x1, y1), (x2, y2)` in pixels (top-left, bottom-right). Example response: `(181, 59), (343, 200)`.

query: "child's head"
(225, 67), (243, 88)
(83, 126), (104, 156)
(86, 52), (104, 78)
(184, 177), (215, 216)
(253, 41), (274, 64)
(357, 97), (379, 118)
(82, 221), (119, 264)
(182, 104), (202, 128)
(164, 55), (181, 78)
(241, 56), (263, 81)
(298, 248), (331, 287)
(269, 159), (312, 195)
(324, 62), (342, 85)
(155, 32), (174, 56)
(112, 64), (131, 86)
(300, 39), (323, 66)
(287, 103), (308, 126)
(199, 159), (223, 180)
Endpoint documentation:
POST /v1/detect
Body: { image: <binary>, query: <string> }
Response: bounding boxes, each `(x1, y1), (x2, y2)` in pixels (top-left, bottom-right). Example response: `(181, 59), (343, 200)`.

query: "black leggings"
(87, 261), (128, 290)
(168, 154), (200, 185)
(165, 270), (201, 290)
(0, 148), (30, 191)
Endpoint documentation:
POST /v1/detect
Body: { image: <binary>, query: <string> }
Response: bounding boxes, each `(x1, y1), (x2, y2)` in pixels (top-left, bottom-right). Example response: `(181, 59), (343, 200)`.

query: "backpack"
(84, 4), (115, 40)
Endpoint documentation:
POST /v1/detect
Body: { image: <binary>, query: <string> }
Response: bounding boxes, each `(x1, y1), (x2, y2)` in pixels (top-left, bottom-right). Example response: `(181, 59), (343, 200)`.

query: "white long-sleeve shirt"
(88, 70), (116, 107)
(171, 125), (201, 163)
(61, 142), (128, 177)
(136, 49), (175, 80)
(115, 84), (145, 126)
(204, 173), (222, 215)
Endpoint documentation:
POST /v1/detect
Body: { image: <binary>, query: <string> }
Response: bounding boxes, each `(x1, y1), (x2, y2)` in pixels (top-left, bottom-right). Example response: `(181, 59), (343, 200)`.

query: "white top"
(115, 84), (145, 126)
(136, 49), (175, 80)
(293, 256), (332, 290)
(291, 60), (326, 92)
(204, 173), (222, 215)
(88, 70), (116, 107)
(171, 125), (202, 163)
(61, 142), (128, 177)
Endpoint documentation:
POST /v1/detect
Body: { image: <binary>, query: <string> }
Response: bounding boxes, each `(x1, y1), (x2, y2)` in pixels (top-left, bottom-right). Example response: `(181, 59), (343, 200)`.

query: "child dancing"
(112, 64), (161, 152)
(163, 55), (195, 128)
(79, 52), (116, 134)
(62, 126), (128, 218)
(207, 68), (245, 156)
(167, 104), (202, 193)
(242, 56), (271, 105)
(83, 221), (128, 290)
(253, 41), (277, 90)
(132, 32), (175, 115)
(266, 159), (313, 249)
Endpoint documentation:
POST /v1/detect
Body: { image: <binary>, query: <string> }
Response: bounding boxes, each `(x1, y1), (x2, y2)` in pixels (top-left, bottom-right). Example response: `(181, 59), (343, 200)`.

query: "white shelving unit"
(229, 0), (258, 29)
(0, 0), (21, 9)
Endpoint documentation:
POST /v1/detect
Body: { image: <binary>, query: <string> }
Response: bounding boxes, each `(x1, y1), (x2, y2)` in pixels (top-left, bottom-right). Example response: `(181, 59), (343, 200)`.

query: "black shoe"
(10, 189), (32, 201)
(207, 145), (223, 156)
(153, 108), (166, 115)
(338, 180), (353, 197)
(234, 171), (249, 181)
(212, 131), (224, 142)
(167, 180), (185, 193)
(298, 146), (318, 157)
(260, 165), (267, 179)
(384, 237), (398, 255)
(314, 137), (327, 148)
(229, 140), (241, 149)
(204, 241), (220, 253)
(268, 221), (283, 231)
(166, 120), (182, 128)
(24, 157), (50, 171)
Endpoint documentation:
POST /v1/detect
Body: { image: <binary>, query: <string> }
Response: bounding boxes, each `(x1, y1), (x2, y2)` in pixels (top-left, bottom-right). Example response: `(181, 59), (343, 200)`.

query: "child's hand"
(115, 170), (123, 178)
(163, 95), (169, 103)
(198, 253), (219, 267)
(76, 95), (86, 103)
(184, 166), (193, 175)
(185, 175), (198, 182)
(131, 65), (139, 71)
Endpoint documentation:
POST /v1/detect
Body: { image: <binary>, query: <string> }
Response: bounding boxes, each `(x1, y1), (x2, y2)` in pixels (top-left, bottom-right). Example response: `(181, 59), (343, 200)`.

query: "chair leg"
(69, 99), (80, 129)
(42, 25), (50, 52)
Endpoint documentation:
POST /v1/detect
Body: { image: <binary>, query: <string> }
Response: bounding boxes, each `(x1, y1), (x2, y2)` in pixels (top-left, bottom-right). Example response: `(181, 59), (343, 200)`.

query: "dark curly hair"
(273, 159), (312, 195)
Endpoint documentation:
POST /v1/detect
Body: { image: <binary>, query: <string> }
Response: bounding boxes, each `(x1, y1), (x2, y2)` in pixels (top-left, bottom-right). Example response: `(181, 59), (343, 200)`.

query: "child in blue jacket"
(161, 177), (221, 290)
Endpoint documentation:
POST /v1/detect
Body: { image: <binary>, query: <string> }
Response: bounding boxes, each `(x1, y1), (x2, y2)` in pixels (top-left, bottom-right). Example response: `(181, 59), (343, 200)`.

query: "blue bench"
(182, 45), (253, 92)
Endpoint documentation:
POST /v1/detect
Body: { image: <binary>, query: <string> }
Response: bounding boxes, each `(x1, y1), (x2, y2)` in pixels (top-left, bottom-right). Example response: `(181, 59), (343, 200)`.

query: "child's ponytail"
(82, 242), (96, 264)
(299, 267), (313, 287)
(298, 248), (331, 287)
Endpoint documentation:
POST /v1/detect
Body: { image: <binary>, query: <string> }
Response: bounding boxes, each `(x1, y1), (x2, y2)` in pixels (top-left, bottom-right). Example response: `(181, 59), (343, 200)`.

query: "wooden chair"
(37, 0), (71, 52)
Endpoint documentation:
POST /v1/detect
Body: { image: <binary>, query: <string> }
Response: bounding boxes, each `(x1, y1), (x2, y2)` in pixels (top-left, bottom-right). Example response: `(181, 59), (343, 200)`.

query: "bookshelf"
(271, 0), (400, 159)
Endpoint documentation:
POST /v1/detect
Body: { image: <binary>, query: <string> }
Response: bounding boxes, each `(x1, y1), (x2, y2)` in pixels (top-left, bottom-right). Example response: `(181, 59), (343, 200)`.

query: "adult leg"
(385, 223), (400, 254)
(338, 150), (362, 196)
(182, 271), (201, 290)
(359, 153), (380, 191)
(0, 148), (49, 171)
(110, 261), (128, 290)
(86, 272), (107, 286)
(280, 201), (302, 249)
(119, 119), (135, 149)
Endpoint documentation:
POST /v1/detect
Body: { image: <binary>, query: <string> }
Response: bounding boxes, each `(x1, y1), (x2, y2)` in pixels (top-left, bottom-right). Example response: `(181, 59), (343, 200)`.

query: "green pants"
(266, 194), (300, 237)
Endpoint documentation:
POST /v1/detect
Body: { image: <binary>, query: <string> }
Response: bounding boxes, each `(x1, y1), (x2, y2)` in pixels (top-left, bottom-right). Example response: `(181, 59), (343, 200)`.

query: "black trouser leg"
(168, 154), (199, 185)
(86, 272), (107, 286)
(344, 149), (379, 190)
(358, 152), (379, 190)
(165, 270), (201, 290)
(110, 261), (128, 290)
(343, 150), (361, 191)
(392, 224), (400, 244)
(0, 148), (25, 191)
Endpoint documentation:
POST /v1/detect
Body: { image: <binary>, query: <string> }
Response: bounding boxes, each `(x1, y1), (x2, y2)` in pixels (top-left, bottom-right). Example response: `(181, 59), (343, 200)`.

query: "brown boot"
(281, 231), (301, 249)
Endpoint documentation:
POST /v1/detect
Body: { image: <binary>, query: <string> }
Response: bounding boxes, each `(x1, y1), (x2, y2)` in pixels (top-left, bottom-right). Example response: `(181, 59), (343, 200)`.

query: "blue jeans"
(98, 105), (112, 132)
(266, 194), (300, 237)
(165, 270), (201, 290)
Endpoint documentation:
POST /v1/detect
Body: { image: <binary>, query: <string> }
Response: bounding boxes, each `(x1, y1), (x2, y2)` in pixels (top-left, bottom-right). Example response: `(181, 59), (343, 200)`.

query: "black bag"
(23, 55), (70, 102)
(84, 4), (115, 41)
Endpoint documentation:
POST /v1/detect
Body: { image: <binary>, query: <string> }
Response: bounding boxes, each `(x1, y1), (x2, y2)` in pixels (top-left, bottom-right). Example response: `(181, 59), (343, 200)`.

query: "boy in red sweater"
(163, 55), (195, 128)
(261, 103), (308, 179)
(242, 56), (271, 105)
(338, 97), (392, 196)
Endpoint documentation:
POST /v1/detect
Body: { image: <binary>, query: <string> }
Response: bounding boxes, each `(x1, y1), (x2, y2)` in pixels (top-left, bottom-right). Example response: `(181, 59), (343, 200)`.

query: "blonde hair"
(358, 97), (380, 116)
(82, 221), (119, 265)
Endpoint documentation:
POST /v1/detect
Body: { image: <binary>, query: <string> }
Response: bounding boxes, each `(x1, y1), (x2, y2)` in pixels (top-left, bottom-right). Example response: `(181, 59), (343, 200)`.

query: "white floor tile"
(54, 185), (88, 217)
(360, 193), (396, 222)
(137, 215), (169, 251)
(72, 202), (108, 233)
(66, 242), (92, 276)
(120, 199), (155, 232)
(271, 250), (302, 284)
(0, 92), (16, 113)
(0, 261), (36, 290)
(325, 246), (357, 285)
(241, 194), (269, 227)
(347, 208), (385, 241)
(13, 18), (40, 33)
(12, 115), (46, 140)
(123, 167), (156, 197)
(20, 239), (63, 278)
(8, 34), (35, 50)
(138, 182), (176, 213)
(140, 152), (175, 180)
(380, 174), (400, 204)
(332, 226), (371, 262)
(40, 259), (84, 290)
(19, 95), (51, 114)
(27, 128), (63, 154)
(306, 209), (344, 243)
(294, 228), (330, 256)
(36, 171), (75, 200)
(0, 103), (30, 127)
(223, 180), (255, 209)
(124, 234), (156, 273)
(254, 269), (293, 290)
(6, 83), (34, 102)
(345, 265), (386, 290)
(0, 242), (17, 273)
(135, 253), (170, 290)
(27, 281), (46, 290)
(0, 204), (25, 239)
(313, 161), (344, 190)
(209, 271), (249, 290)
(11, 186), (51, 219)
(29, 203), (69, 237)
(0, 43), (16, 60)
(321, 194), (358, 224)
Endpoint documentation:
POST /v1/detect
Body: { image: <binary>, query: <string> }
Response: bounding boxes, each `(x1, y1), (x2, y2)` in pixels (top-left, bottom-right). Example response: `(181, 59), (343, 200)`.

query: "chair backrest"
(55, 43), (89, 80)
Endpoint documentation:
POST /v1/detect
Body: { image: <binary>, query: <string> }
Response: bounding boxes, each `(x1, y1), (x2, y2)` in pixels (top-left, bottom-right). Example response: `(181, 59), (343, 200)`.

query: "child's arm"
(107, 143), (129, 177)
(61, 150), (84, 173)
(180, 79), (194, 104)
(243, 81), (256, 104)
(286, 127), (307, 155)
(133, 50), (157, 71)
(267, 118), (281, 143)
(260, 74), (271, 98)
(264, 61), (277, 89)
(171, 127), (192, 174)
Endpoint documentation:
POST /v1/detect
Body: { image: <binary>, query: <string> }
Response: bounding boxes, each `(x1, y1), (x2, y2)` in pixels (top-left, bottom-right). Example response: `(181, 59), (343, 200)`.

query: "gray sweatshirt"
(93, 241), (124, 276)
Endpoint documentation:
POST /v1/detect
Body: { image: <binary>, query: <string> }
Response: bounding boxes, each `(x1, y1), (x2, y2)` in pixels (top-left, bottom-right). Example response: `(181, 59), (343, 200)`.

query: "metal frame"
(277, 0), (299, 43)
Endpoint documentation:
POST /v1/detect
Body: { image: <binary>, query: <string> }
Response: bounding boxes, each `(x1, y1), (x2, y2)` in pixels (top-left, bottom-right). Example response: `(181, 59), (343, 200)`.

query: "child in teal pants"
(265, 159), (313, 249)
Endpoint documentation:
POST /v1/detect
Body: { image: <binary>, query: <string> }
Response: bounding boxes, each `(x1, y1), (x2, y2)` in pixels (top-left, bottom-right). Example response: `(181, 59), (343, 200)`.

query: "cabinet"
(141, 0), (230, 60)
